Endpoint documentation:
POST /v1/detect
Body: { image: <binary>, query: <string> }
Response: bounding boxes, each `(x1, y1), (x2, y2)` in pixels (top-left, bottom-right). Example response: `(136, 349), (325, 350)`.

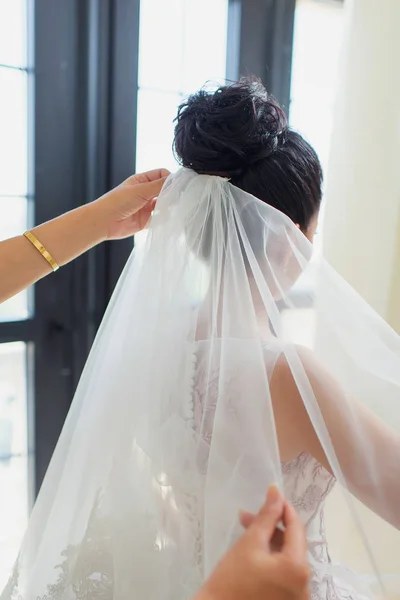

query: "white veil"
(2, 168), (400, 599)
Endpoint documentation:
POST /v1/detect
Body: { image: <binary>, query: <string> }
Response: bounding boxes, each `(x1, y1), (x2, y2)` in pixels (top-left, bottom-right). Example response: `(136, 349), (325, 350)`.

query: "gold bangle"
(23, 231), (60, 272)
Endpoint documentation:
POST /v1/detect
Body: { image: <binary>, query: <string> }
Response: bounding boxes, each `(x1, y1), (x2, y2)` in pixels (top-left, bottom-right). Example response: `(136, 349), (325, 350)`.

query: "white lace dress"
(190, 348), (372, 600)
(282, 453), (371, 600)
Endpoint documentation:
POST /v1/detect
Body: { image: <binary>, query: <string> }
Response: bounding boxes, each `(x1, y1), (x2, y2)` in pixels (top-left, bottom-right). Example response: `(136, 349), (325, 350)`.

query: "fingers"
(148, 168), (170, 180)
(132, 176), (169, 206)
(127, 169), (170, 185)
(237, 488), (310, 596)
(239, 510), (255, 529)
(239, 486), (305, 555)
(240, 485), (284, 531)
(281, 500), (308, 561)
(244, 485), (285, 547)
(243, 490), (306, 560)
(240, 513), (286, 553)
(263, 484), (284, 510)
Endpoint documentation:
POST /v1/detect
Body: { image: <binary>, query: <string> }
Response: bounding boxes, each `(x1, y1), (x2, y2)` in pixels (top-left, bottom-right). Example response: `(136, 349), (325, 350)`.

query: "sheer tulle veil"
(2, 168), (400, 599)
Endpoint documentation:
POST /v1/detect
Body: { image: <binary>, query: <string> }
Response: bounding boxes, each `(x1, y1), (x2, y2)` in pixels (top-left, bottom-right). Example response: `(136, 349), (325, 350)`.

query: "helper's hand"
(195, 486), (310, 600)
(94, 169), (170, 240)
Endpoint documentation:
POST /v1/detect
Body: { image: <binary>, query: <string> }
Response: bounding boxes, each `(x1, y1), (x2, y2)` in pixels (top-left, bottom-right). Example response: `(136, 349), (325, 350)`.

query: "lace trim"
(3, 493), (114, 600)
(180, 350), (204, 584)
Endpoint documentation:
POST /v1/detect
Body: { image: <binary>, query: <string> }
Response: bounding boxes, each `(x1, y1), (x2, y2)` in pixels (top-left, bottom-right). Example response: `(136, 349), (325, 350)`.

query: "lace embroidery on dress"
(4, 493), (114, 600)
(177, 349), (204, 591)
(282, 454), (371, 600)
(175, 347), (239, 587)
(1, 562), (20, 600)
(3, 351), (206, 600)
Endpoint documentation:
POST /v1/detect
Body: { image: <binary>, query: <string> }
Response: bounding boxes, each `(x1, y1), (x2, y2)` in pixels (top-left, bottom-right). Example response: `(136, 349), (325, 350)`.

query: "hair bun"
(173, 77), (288, 178)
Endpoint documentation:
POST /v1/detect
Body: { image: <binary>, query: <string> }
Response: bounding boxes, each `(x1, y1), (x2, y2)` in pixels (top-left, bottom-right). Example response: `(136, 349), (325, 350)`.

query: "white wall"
(323, 0), (400, 331)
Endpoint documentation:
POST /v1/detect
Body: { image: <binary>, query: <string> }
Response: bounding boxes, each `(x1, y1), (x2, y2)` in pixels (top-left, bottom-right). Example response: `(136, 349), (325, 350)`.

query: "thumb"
(245, 485), (285, 546)
(240, 485), (284, 531)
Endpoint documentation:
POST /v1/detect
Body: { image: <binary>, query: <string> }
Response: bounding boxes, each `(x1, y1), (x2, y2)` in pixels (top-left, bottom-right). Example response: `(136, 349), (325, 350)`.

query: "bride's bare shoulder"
(269, 345), (323, 462)
(269, 343), (318, 381)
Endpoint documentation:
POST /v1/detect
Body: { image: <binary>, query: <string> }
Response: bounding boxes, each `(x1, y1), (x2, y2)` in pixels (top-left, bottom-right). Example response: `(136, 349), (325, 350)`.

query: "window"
(135, 0), (228, 253)
(0, 0), (32, 321)
(0, 0), (32, 588)
(286, 0), (345, 302)
(136, 0), (229, 174)
(290, 0), (345, 250)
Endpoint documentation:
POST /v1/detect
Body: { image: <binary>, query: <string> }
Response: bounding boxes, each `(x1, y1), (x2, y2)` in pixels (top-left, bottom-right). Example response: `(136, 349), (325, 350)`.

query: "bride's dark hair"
(173, 77), (323, 232)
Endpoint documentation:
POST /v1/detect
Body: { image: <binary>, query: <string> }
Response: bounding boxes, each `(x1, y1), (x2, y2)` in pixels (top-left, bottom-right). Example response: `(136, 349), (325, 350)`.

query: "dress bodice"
(283, 453), (338, 598)
(189, 343), (369, 600)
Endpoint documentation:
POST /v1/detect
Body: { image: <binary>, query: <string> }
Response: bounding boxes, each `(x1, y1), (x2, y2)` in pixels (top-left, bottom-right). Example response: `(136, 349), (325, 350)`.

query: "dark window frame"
(33, 0), (140, 492)
(227, 0), (296, 111)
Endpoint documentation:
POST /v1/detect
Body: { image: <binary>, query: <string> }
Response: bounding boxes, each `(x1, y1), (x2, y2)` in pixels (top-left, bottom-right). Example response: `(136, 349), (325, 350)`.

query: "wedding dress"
(2, 169), (400, 599)
(191, 342), (375, 600)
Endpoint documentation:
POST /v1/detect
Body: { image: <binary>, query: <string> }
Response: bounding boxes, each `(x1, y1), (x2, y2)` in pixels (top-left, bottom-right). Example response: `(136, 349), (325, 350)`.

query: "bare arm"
(0, 204), (105, 303)
(271, 350), (400, 529)
(0, 170), (168, 304)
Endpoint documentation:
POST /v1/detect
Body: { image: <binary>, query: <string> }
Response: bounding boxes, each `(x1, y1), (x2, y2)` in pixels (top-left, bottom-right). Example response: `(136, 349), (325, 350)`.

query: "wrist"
(80, 199), (109, 244)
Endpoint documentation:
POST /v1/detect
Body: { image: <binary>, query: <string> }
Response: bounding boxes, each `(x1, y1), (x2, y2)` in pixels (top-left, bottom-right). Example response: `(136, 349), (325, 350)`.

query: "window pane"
(290, 0), (345, 254)
(181, 0), (228, 94)
(0, 196), (28, 240)
(0, 342), (30, 590)
(0, 292), (29, 323)
(138, 0), (185, 92)
(137, 0), (229, 174)
(136, 89), (182, 173)
(0, 67), (28, 196)
(0, 0), (26, 67)
(138, 0), (228, 94)
(0, 196), (30, 321)
(290, 0), (345, 171)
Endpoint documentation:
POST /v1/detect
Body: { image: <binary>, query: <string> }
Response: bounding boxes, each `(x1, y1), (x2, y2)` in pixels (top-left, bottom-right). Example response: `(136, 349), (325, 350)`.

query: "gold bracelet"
(23, 231), (60, 272)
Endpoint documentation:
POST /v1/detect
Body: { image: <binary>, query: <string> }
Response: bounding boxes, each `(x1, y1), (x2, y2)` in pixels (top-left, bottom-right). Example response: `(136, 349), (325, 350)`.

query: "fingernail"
(267, 483), (281, 506)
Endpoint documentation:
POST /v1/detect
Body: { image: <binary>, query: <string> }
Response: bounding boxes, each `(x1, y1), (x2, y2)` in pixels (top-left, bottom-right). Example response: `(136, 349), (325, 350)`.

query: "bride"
(2, 78), (400, 600)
